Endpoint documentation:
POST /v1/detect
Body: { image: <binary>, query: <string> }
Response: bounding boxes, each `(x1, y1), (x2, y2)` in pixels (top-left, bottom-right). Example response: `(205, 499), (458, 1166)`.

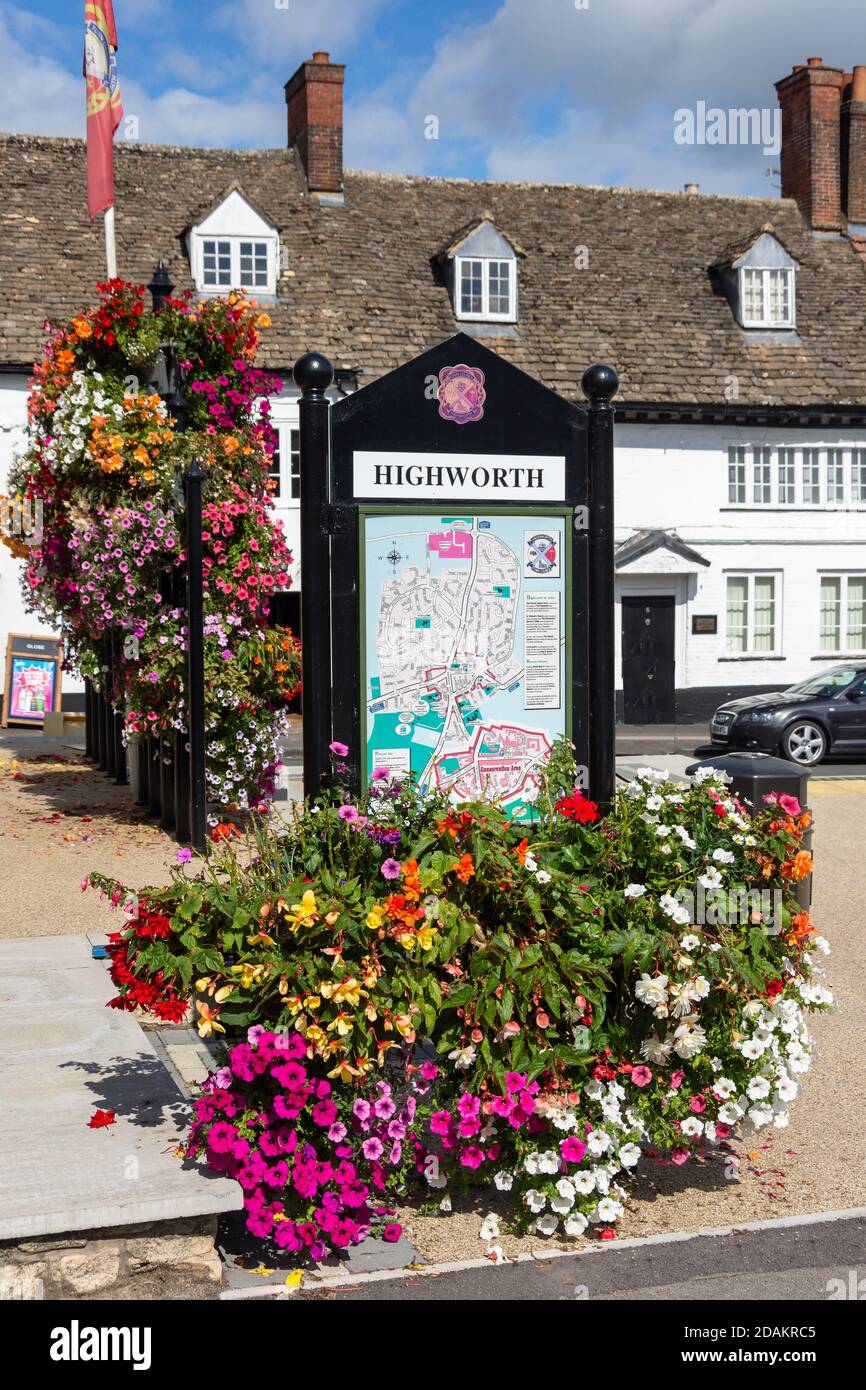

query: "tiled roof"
(1, 133), (865, 406)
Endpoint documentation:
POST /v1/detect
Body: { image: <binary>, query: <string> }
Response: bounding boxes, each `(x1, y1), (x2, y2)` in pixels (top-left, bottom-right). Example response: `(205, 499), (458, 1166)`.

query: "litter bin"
(685, 751), (812, 910)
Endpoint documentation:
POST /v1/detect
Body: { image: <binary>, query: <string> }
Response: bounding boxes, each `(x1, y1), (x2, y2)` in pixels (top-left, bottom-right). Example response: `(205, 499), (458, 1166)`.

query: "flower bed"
(4, 281), (300, 809)
(88, 745), (830, 1259)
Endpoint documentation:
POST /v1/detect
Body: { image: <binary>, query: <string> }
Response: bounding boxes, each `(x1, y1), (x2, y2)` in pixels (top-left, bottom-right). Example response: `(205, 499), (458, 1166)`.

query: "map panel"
(362, 512), (567, 820)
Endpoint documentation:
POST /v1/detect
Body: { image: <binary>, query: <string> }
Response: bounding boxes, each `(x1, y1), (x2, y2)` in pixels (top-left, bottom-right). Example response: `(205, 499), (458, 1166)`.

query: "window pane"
(290, 427), (300, 501)
(728, 445), (746, 504)
(827, 449), (845, 503)
(802, 449), (821, 505)
(752, 447), (771, 504)
(852, 450), (866, 503)
(460, 259), (483, 315)
(847, 576), (866, 651)
(767, 269), (790, 325)
(240, 240), (269, 289)
(753, 575), (776, 651)
(488, 259), (512, 315)
(726, 576), (749, 653)
(778, 448), (796, 504)
(268, 435), (281, 498)
(743, 268), (763, 322)
(820, 577), (841, 653)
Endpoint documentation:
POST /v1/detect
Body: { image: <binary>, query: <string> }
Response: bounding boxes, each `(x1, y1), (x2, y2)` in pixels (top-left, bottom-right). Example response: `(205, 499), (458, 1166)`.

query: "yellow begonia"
(286, 889), (318, 933)
(366, 908), (385, 930)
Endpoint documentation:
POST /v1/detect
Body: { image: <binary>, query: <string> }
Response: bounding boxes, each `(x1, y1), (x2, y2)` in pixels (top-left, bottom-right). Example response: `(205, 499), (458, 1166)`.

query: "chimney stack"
(775, 56), (846, 230)
(285, 52), (345, 195)
(842, 65), (866, 226)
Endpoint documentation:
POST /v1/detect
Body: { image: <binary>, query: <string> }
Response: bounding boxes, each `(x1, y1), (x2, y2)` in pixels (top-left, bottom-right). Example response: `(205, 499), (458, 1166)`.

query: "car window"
(785, 668), (863, 698)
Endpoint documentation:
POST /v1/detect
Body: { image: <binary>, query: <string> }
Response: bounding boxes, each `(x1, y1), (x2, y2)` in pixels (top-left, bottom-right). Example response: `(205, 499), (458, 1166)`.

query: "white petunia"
(537, 1149), (561, 1175)
(672, 1017), (707, 1059)
(564, 1212), (589, 1237)
(680, 934), (701, 952)
(746, 1076), (771, 1101)
(572, 1171), (596, 1195)
(747, 1104), (774, 1129)
(718, 1101), (744, 1124)
(659, 893), (691, 925)
(618, 1143), (642, 1168)
(479, 1213), (500, 1241)
(624, 883), (647, 899)
(493, 1170), (514, 1191)
(535, 1213), (559, 1236)
(712, 848), (735, 864)
(680, 1116), (704, 1137)
(712, 1077), (737, 1100)
(525, 1189), (546, 1214)
(698, 866), (723, 889)
(535, 870), (552, 885)
(587, 1129), (612, 1156)
(555, 1177), (576, 1202)
(596, 1197), (624, 1222)
(740, 1039), (766, 1061)
(775, 1076), (798, 1102)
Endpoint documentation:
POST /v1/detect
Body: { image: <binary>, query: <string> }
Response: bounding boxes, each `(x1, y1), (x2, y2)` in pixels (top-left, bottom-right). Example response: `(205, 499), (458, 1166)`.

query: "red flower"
(599, 1227), (616, 1240)
(210, 823), (240, 842)
(764, 979), (784, 998)
(88, 1109), (116, 1129)
(555, 793), (599, 823)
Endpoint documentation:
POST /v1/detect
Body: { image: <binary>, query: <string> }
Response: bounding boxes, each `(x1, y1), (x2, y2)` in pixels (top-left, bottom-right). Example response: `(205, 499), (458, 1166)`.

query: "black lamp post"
(147, 260), (174, 314)
(581, 362), (619, 814)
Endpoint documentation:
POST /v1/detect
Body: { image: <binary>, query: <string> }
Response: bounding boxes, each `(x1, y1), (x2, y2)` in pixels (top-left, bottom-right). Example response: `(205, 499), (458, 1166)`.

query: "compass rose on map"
(386, 544), (403, 571)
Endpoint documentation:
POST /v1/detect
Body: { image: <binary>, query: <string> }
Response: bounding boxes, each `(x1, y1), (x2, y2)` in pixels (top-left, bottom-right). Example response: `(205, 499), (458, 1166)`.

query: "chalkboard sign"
(2, 633), (63, 727)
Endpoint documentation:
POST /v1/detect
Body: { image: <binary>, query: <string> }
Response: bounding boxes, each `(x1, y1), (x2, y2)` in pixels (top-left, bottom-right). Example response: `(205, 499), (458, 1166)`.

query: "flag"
(84, 1), (123, 219)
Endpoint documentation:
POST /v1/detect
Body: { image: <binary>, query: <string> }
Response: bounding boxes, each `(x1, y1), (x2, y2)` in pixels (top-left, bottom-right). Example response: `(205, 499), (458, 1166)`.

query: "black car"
(709, 663), (866, 766)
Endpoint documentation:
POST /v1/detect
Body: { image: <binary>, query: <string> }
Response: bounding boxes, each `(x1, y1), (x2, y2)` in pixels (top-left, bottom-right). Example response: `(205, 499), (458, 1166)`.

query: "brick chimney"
(776, 57), (846, 230)
(842, 65), (866, 226)
(285, 52), (345, 195)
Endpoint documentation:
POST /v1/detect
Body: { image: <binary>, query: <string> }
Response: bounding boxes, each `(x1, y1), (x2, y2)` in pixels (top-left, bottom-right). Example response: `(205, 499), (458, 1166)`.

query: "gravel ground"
(0, 744), (179, 938)
(2, 745), (863, 1265)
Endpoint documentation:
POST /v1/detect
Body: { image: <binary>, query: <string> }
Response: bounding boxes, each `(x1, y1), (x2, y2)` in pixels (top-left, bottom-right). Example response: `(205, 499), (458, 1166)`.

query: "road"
(298, 1212), (865, 1302)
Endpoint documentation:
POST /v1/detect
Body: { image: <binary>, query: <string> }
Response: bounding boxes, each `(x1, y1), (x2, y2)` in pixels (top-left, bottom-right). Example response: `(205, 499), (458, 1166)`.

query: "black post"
(136, 730), (150, 806)
(84, 678), (94, 759)
(582, 363), (619, 813)
(111, 630), (127, 785)
(185, 458), (207, 853)
(293, 351), (334, 799)
(148, 260), (174, 314)
(148, 733), (162, 818)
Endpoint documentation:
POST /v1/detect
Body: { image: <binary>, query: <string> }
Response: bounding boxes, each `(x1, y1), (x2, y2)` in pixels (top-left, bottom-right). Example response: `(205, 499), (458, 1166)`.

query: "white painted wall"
(615, 423), (866, 692)
(0, 376), (83, 703)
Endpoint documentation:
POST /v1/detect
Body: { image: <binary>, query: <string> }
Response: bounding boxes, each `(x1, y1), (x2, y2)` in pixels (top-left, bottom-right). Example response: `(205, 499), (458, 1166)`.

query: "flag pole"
(104, 205), (117, 279)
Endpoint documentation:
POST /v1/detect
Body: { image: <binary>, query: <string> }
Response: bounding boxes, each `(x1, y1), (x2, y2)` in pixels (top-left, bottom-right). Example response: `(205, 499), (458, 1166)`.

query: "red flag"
(84, 1), (123, 219)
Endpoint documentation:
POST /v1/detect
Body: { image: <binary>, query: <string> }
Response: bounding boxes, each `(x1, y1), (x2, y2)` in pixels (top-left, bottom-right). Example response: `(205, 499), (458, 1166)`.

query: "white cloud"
(0, 8), (83, 136)
(212, 0), (394, 65)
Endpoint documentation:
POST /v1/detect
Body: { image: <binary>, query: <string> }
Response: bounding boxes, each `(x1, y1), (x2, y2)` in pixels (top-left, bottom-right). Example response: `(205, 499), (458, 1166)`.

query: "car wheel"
(781, 720), (827, 766)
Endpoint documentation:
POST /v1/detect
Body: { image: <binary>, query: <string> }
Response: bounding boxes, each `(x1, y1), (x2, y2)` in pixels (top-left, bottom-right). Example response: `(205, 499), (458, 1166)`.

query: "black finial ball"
(293, 351), (334, 393)
(581, 363), (619, 403)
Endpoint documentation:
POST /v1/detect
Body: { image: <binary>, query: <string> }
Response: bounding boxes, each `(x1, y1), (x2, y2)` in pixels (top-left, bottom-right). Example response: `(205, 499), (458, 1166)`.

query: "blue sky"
(2, 0), (863, 194)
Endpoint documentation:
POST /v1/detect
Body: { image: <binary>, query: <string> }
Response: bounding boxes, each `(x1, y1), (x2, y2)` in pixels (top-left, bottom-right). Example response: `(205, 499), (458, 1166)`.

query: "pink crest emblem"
(437, 364), (486, 424)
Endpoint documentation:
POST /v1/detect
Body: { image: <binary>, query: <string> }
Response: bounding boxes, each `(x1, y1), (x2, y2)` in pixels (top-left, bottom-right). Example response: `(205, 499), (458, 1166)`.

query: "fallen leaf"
(285, 1270), (304, 1288)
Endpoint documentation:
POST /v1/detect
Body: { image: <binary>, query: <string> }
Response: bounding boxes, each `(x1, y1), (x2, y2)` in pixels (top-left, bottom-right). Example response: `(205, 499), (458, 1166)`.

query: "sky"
(2, 0), (864, 195)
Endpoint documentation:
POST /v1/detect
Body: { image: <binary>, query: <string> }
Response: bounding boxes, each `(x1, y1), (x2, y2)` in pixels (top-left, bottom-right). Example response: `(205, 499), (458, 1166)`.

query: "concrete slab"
(0, 935), (242, 1242)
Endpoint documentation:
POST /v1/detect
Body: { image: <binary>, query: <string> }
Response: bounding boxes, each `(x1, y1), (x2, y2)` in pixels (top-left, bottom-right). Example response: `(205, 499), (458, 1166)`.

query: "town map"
(363, 513), (567, 819)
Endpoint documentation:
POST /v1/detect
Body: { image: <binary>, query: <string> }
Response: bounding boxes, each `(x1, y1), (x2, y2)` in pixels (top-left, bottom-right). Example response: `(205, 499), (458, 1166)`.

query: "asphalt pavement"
(297, 1212), (866, 1302)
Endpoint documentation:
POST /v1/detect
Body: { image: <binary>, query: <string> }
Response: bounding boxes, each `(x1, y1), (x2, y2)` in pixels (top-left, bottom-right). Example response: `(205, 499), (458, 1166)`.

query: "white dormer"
(440, 216), (522, 324)
(712, 227), (799, 331)
(187, 189), (279, 297)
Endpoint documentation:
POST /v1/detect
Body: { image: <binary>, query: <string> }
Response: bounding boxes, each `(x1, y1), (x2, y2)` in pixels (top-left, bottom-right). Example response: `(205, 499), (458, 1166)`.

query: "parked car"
(709, 663), (866, 766)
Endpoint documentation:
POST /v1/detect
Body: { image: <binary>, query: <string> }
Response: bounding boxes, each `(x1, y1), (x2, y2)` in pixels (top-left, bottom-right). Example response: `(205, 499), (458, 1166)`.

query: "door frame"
(616, 575), (686, 718)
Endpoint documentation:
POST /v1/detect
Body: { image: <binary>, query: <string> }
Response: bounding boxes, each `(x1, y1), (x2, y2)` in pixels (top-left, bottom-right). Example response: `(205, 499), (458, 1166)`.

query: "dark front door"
(621, 596), (676, 723)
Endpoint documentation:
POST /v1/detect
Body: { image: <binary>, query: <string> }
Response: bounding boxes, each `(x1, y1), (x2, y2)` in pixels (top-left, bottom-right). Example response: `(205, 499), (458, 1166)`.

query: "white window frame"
(192, 233), (278, 295)
(725, 572), (782, 657)
(852, 450), (866, 504)
(268, 420), (301, 506)
(727, 445), (746, 504)
(739, 266), (795, 328)
(751, 446), (772, 504)
(819, 573), (866, 655)
(455, 254), (517, 322)
(777, 447), (797, 505)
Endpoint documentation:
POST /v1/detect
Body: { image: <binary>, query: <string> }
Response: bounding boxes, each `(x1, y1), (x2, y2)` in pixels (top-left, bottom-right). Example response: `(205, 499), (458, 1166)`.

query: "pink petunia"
(631, 1066), (653, 1088)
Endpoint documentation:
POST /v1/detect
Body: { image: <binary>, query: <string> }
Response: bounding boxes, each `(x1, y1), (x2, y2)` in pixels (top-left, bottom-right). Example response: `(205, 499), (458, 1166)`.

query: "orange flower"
(453, 853), (475, 883)
(516, 837), (529, 865)
(72, 316), (93, 339)
(781, 850), (812, 882)
(798, 810), (812, 831)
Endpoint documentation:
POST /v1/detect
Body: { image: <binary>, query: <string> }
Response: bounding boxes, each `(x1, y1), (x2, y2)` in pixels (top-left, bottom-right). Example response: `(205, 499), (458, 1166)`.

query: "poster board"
(328, 332), (590, 819)
(2, 633), (63, 728)
(361, 508), (570, 821)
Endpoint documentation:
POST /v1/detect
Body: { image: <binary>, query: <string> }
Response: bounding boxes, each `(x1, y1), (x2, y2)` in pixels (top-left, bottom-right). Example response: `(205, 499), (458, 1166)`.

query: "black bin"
(685, 752), (812, 910)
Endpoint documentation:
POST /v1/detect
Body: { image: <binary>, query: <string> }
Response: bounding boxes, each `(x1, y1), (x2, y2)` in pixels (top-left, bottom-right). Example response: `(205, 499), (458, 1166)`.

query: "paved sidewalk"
(0, 934), (242, 1242)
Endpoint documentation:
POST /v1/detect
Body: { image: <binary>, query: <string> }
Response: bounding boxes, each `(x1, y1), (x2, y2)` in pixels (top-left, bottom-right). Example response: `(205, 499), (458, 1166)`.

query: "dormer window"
(439, 215), (522, 325)
(710, 226), (798, 332)
(740, 266), (794, 328)
(188, 189), (279, 297)
(456, 255), (515, 321)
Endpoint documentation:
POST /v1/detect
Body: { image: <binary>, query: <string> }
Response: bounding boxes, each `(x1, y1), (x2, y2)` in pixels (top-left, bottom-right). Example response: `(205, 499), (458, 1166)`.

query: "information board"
(362, 509), (569, 819)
